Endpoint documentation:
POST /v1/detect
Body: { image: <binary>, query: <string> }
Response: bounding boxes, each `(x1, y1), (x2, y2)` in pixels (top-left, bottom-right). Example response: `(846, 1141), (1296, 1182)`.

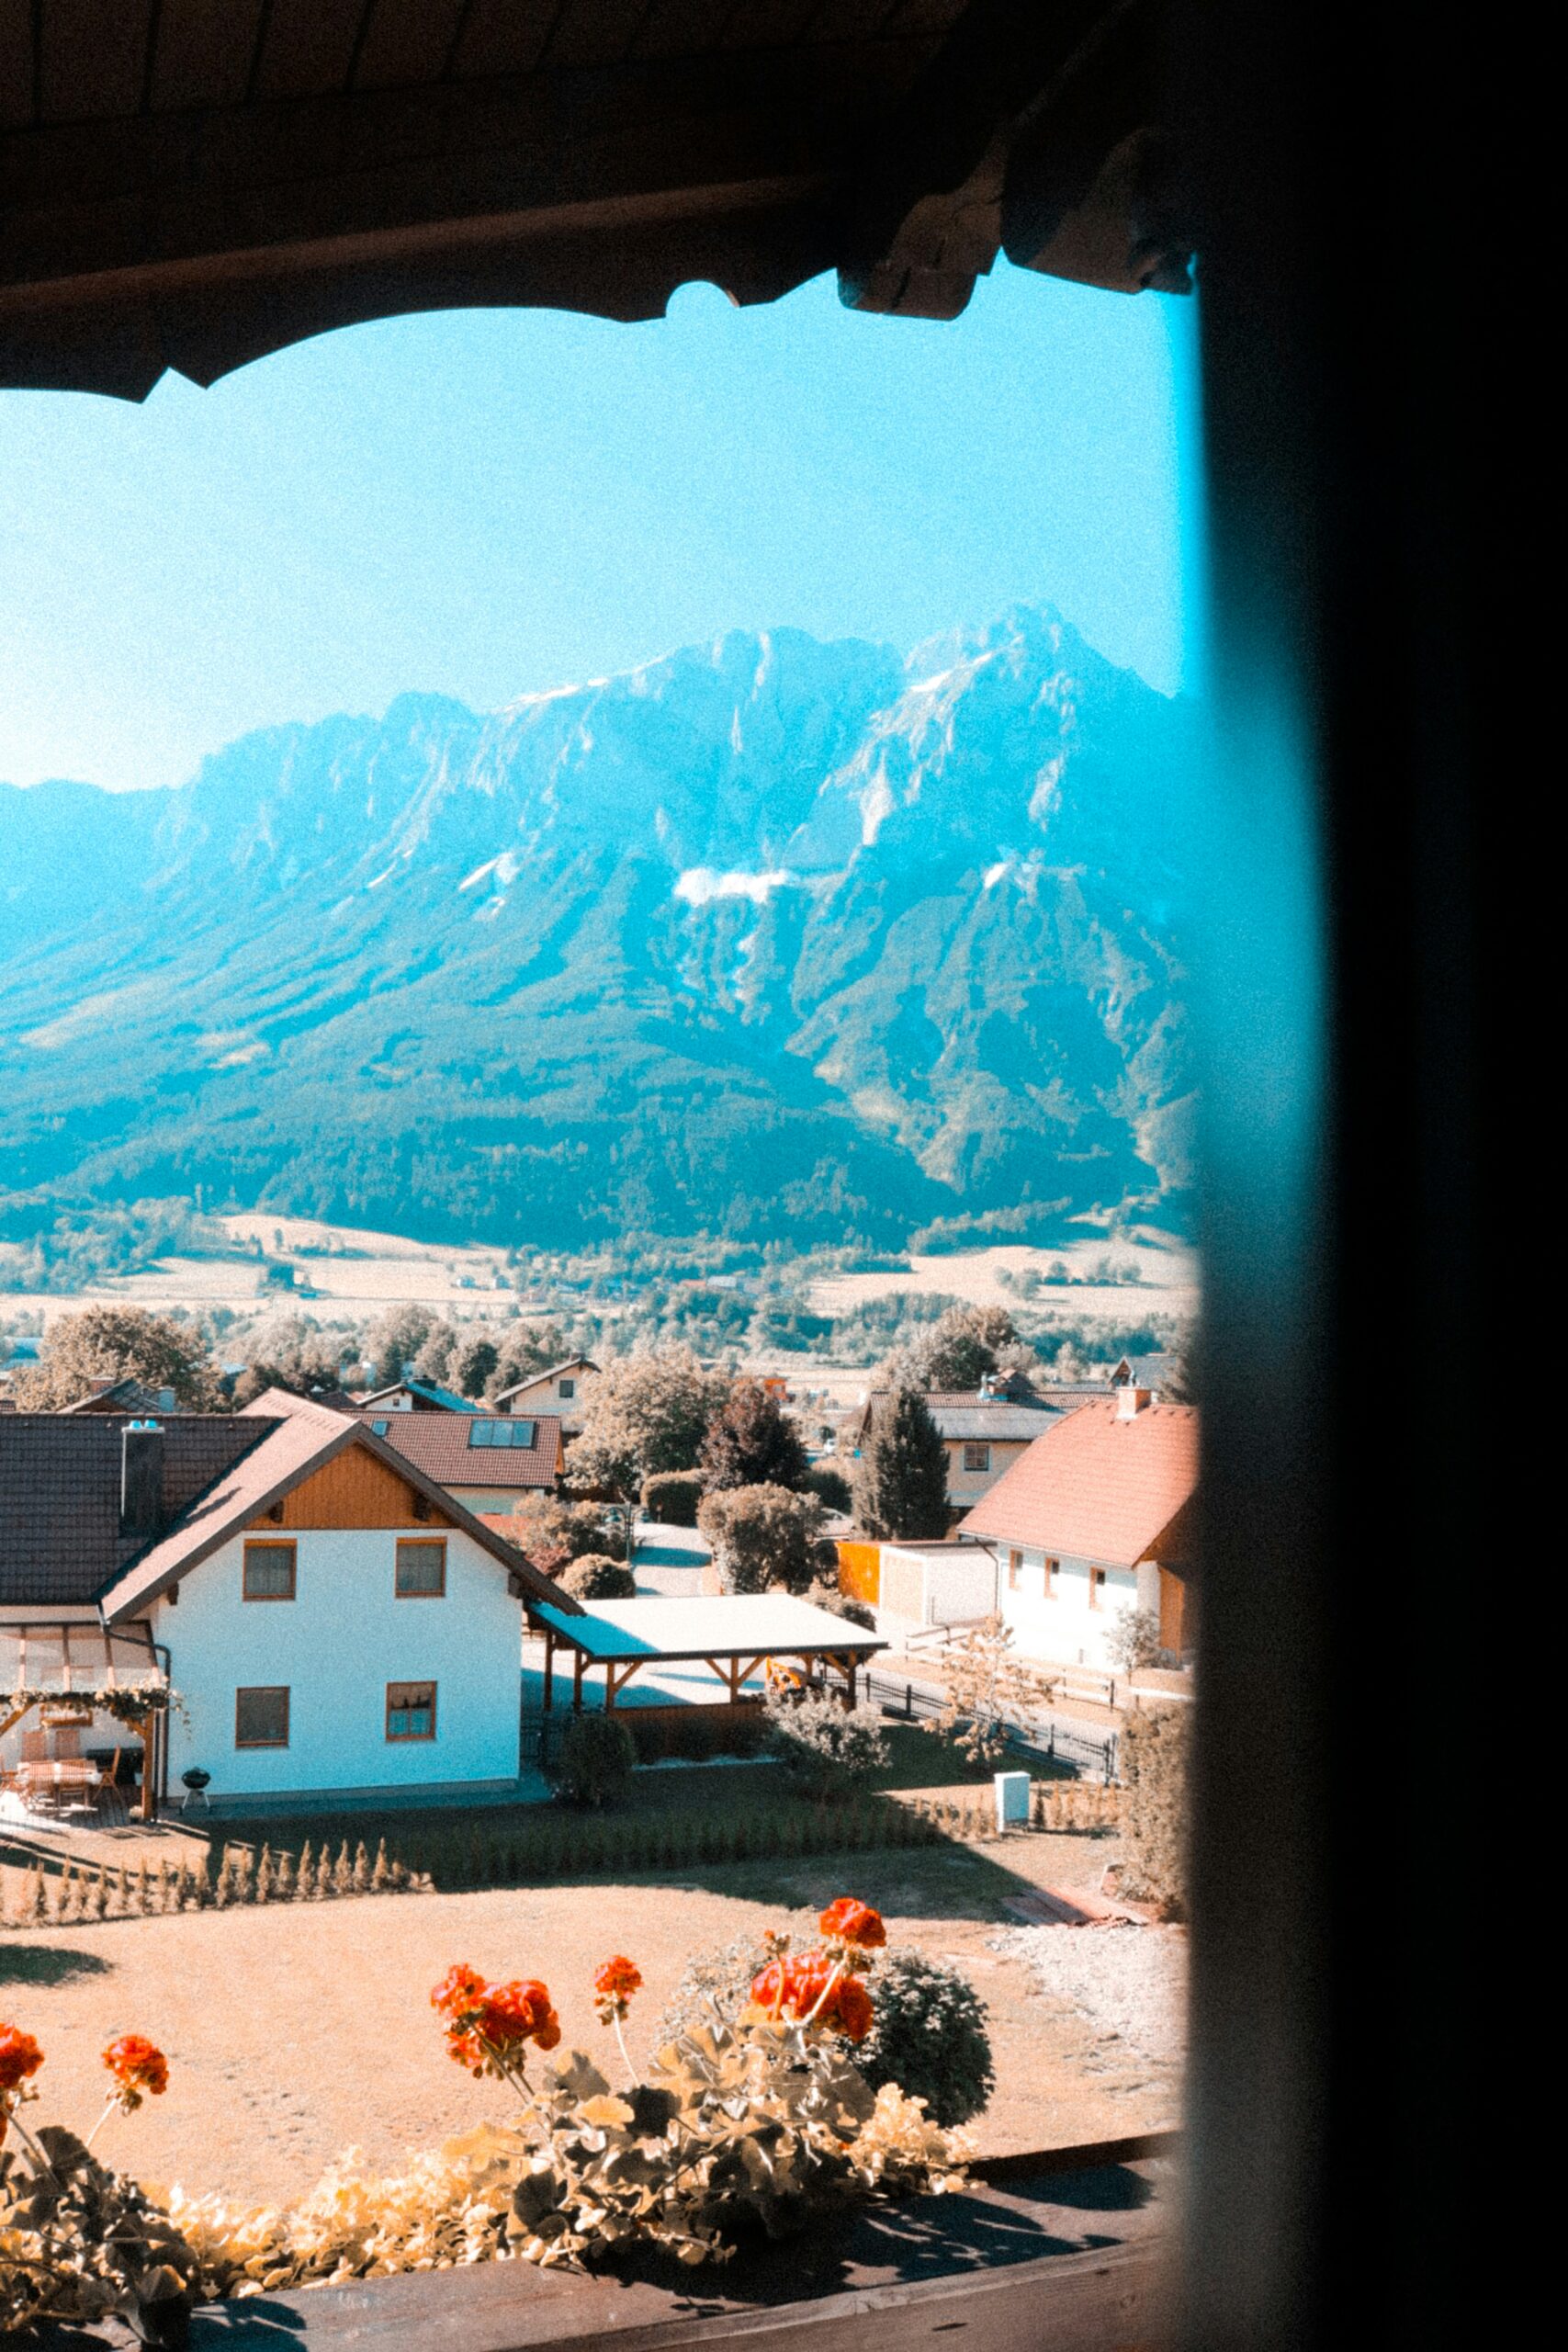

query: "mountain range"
(0, 605), (1199, 1250)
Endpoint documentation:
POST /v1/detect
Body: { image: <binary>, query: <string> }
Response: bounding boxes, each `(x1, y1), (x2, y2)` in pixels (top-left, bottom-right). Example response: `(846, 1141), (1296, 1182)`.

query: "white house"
(0, 1392), (573, 1812)
(493, 1356), (598, 1435)
(958, 1387), (1198, 1670)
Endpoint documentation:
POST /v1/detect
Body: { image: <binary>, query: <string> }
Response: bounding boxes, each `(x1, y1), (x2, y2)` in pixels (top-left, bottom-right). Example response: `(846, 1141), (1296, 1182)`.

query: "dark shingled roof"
(0, 1414), (271, 1607)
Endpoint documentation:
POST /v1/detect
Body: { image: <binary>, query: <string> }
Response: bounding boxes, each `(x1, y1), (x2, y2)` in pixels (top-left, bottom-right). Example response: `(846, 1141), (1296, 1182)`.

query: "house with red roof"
(957, 1385), (1198, 1668)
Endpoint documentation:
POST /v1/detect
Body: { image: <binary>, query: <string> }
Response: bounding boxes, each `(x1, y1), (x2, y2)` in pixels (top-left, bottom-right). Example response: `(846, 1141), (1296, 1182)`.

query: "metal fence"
(524, 1678), (1120, 1784)
(859, 1668), (1119, 1782)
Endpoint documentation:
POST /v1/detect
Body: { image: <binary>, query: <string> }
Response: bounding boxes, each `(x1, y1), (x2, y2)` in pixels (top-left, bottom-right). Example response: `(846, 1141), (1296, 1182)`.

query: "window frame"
(395, 1536), (447, 1599)
(1088, 1564), (1107, 1610)
(1043, 1555), (1058, 1598)
(1007, 1548), (1022, 1589)
(385, 1679), (437, 1742)
(234, 1685), (290, 1748)
(242, 1539), (298, 1601)
(558, 1377), (575, 1399)
(963, 1441), (991, 1473)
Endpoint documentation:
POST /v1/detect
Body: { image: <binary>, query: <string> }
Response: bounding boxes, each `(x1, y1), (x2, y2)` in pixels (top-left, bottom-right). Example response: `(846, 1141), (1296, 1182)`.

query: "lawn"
(2, 1832), (1180, 2207)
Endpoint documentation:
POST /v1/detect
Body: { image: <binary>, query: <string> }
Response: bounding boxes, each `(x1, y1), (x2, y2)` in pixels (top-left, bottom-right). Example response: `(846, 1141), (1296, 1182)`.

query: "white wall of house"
(445, 1486), (537, 1514)
(502, 1370), (587, 1430)
(997, 1546), (1162, 1669)
(942, 1439), (1033, 1506)
(149, 1526), (524, 1796)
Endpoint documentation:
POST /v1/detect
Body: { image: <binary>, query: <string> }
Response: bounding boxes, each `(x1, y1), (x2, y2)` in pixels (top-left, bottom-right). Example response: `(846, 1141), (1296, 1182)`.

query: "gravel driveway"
(992, 1923), (1187, 2085)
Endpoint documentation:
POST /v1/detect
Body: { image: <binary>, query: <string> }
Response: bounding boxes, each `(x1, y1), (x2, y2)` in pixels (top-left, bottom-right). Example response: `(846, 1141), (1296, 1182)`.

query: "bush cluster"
(0, 1838), (424, 1928)
(623, 1706), (771, 1764)
(553, 1711), (637, 1806)
(801, 1464), (852, 1515)
(766, 1690), (889, 1797)
(640, 1469), (705, 1523)
(558, 1551), (637, 1600)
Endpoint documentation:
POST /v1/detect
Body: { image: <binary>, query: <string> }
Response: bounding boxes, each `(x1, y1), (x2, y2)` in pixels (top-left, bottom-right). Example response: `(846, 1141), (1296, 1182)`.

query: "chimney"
(1117, 1384), (1152, 1421)
(120, 1421), (165, 1533)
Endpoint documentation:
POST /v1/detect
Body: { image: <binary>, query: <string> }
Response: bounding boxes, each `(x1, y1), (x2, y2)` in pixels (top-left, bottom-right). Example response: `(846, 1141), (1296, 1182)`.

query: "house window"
(387, 1680), (436, 1741)
(558, 1378), (575, 1399)
(243, 1541), (297, 1600)
(468, 1419), (537, 1448)
(1089, 1565), (1108, 1610)
(235, 1686), (289, 1747)
(1043, 1555), (1058, 1597)
(395, 1538), (446, 1598)
(1007, 1549), (1023, 1589)
(963, 1442), (991, 1473)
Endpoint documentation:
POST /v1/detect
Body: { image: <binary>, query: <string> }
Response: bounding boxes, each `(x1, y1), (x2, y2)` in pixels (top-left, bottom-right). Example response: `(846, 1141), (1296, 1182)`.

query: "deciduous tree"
(924, 1615), (1060, 1766)
(697, 1484), (830, 1595)
(699, 1378), (809, 1492)
(570, 1348), (728, 1500)
(12, 1306), (223, 1411)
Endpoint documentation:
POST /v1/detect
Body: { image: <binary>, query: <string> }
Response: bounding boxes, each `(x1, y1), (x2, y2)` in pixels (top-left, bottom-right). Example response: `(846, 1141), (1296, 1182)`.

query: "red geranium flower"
(433, 1965), (560, 2076)
(0, 2024), (43, 2095)
(594, 1955), (642, 2002)
(818, 1898), (886, 1951)
(750, 1951), (874, 2042)
(103, 2034), (169, 2109)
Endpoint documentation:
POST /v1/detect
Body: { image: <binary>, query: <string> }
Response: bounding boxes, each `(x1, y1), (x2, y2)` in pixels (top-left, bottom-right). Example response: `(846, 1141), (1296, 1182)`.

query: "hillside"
(0, 605), (1199, 1250)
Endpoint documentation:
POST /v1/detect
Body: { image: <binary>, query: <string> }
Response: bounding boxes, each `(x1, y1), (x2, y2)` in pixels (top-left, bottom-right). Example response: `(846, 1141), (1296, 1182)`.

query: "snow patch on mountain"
(673, 867), (795, 908)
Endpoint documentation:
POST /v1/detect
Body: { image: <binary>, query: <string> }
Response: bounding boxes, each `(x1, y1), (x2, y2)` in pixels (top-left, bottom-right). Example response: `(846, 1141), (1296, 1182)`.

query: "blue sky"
(1, 263), (1201, 796)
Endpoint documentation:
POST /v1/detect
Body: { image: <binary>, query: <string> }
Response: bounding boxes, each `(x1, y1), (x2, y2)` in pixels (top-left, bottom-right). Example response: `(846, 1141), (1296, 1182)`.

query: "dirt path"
(2, 1839), (1181, 2204)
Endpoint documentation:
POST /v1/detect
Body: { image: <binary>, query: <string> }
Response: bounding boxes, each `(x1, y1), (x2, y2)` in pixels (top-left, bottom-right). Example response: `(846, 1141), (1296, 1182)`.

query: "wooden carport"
(527, 1593), (886, 1713)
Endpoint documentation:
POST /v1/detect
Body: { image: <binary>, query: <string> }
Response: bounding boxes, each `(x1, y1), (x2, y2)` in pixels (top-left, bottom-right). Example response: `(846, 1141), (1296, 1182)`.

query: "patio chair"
(93, 1747), (129, 1828)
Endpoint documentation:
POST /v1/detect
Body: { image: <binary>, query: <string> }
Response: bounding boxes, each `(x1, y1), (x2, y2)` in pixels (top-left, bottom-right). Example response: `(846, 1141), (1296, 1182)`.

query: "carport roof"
(530, 1593), (886, 1665)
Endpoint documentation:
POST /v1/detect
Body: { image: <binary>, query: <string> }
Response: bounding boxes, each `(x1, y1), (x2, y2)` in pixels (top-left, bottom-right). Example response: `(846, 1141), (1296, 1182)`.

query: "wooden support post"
(543, 1627), (554, 1712)
(573, 1649), (584, 1713)
(604, 1662), (616, 1710)
(141, 1710), (157, 1821)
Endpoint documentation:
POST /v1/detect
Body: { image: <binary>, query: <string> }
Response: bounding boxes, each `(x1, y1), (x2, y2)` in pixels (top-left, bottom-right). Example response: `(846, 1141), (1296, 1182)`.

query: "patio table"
(15, 1759), (102, 1800)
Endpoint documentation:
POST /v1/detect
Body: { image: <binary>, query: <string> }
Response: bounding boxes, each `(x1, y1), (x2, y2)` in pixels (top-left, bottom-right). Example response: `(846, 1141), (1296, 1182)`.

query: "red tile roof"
(350, 1409), (562, 1492)
(958, 1400), (1199, 1567)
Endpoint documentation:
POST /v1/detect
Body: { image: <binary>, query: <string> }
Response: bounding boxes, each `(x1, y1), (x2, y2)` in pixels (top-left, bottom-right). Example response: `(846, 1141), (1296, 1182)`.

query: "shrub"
(558, 1552), (637, 1600)
(641, 1469), (704, 1524)
(855, 1950), (994, 2127)
(554, 1713), (636, 1807)
(499, 1492), (625, 1575)
(1105, 1605), (1168, 1676)
(697, 1483), (830, 1595)
(766, 1690), (888, 1797)
(802, 1464), (852, 1515)
(1118, 1705), (1189, 1914)
(625, 1708), (770, 1765)
(806, 1576), (876, 1630)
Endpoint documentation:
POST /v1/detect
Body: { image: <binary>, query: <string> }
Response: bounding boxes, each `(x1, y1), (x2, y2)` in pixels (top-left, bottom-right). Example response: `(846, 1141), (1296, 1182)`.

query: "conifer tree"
(255, 1845), (276, 1903)
(352, 1840), (371, 1895)
(296, 1840), (314, 1897)
(274, 1849), (296, 1901)
(851, 1384), (950, 1540)
(371, 1838), (391, 1894)
(314, 1846), (334, 1900)
(333, 1839), (354, 1895)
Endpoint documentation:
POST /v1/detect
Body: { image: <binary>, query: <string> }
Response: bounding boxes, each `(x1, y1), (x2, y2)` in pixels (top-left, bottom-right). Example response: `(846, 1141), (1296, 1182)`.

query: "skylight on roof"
(468, 1419), (536, 1449)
